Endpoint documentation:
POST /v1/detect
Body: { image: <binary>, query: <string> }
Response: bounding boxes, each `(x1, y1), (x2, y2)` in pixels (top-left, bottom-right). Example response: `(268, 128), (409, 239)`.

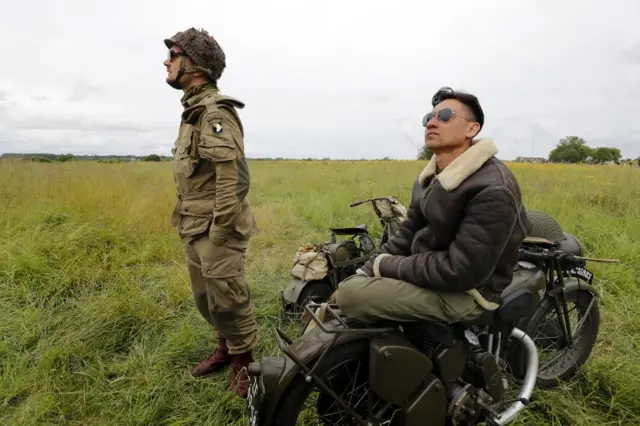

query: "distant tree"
(57, 153), (74, 162)
(591, 147), (622, 164)
(417, 145), (434, 160)
(548, 136), (625, 164)
(548, 136), (593, 163)
(27, 156), (53, 163)
(144, 154), (161, 162)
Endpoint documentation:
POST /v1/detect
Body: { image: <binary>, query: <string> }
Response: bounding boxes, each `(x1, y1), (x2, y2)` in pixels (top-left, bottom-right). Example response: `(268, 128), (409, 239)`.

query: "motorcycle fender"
(515, 277), (600, 348)
(561, 277), (600, 298)
(281, 278), (308, 305)
(515, 277), (599, 331)
(538, 278), (600, 310)
(258, 319), (389, 426)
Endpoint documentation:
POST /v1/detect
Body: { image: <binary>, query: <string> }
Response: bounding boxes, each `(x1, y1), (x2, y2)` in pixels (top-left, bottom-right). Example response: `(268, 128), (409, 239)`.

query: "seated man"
(334, 87), (532, 325)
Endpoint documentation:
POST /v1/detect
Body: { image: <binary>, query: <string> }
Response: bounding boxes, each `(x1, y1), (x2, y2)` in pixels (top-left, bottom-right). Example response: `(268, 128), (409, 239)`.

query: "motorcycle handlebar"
(349, 197), (394, 207)
(521, 248), (620, 265)
(559, 253), (585, 266)
(519, 248), (584, 266)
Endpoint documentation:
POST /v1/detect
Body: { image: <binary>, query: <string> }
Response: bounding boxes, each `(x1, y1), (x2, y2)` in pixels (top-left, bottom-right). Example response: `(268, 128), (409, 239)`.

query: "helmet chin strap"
(168, 56), (197, 90)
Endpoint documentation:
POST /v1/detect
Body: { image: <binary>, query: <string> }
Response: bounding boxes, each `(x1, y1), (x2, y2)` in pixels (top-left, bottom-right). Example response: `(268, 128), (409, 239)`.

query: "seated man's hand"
(358, 253), (379, 277)
(332, 256), (378, 306)
(355, 267), (370, 276)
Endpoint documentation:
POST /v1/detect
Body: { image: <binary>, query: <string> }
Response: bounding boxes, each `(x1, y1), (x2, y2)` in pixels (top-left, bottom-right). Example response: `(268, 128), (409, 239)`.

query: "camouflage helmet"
(164, 27), (226, 82)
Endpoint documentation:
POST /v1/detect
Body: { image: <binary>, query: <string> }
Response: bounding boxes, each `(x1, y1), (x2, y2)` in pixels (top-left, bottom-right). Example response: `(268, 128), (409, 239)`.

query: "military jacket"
(171, 84), (258, 244)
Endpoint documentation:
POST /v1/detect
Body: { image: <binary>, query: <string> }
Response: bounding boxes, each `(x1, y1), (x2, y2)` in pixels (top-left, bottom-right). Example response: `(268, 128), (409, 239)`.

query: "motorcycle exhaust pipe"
(488, 327), (538, 426)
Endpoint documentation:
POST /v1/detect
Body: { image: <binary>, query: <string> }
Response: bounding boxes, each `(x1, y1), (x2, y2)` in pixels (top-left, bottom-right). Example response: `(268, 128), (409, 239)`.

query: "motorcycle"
(280, 196), (407, 321)
(501, 212), (616, 389)
(247, 227), (617, 425)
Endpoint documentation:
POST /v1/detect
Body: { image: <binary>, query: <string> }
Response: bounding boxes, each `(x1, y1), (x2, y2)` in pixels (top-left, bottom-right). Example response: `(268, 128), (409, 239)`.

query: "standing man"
(163, 27), (259, 398)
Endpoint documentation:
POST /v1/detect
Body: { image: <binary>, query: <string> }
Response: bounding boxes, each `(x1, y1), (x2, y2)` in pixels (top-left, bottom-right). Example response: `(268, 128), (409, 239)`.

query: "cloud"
(10, 116), (159, 133)
(67, 82), (103, 102)
(620, 42), (640, 66)
(0, 0), (639, 160)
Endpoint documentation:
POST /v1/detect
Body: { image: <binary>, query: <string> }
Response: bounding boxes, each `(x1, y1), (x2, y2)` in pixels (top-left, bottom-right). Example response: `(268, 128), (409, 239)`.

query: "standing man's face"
(164, 46), (193, 90)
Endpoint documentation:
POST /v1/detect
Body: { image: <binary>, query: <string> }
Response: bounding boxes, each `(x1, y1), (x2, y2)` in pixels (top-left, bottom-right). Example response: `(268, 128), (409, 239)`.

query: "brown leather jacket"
(364, 138), (532, 305)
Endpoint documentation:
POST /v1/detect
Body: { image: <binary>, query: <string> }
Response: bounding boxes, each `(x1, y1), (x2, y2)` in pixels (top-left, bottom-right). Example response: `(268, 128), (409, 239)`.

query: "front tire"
(511, 290), (600, 389)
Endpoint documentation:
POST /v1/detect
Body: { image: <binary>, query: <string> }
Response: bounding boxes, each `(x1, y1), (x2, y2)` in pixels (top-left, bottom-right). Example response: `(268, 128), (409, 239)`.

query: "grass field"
(1, 158), (639, 426)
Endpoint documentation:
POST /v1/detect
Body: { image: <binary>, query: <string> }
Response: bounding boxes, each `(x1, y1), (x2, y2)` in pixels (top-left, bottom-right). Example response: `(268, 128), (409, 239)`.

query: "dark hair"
(431, 86), (484, 131)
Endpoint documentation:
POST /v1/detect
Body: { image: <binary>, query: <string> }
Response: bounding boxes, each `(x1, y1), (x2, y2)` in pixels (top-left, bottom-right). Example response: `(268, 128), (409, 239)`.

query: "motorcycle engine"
(446, 383), (483, 426)
(325, 242), (356, 263)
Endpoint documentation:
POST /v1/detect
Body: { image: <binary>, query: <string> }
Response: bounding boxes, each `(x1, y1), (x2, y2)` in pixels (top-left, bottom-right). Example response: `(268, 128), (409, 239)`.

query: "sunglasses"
(422, 107), (458, 127)
(167, 50), (186, 61)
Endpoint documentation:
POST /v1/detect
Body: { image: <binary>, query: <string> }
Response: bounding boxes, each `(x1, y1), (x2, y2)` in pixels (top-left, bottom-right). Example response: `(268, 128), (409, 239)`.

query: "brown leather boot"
(228, 351), (254, 398)
(191, 338), (233, 377)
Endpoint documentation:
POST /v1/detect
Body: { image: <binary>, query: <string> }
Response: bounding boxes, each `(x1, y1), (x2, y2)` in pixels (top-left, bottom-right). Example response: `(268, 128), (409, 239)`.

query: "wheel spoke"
(529, 295), (596, 382)
(287, 348), (395, 425)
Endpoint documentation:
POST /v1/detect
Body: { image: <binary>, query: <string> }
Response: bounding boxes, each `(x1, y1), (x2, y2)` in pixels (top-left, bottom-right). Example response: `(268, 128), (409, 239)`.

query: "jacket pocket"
(232, 200), (258, 240)
(410, 225), (431, 253)
(170, 199), (181, 228)
(192, 236), (246, 278)
(176, 149), (198, 178)
(175, 130), (199, 178)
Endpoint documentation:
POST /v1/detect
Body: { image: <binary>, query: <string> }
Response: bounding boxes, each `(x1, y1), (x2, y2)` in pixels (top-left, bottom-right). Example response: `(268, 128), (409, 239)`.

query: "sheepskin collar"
(418, 138), (499, 191)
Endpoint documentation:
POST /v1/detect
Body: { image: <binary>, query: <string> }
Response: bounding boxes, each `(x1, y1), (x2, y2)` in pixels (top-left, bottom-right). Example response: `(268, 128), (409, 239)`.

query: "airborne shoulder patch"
(204, 109), (224, 136)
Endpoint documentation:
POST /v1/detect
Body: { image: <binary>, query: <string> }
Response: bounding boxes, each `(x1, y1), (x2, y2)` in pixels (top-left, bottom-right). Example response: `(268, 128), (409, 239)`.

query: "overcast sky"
(1, 0), (639, 160)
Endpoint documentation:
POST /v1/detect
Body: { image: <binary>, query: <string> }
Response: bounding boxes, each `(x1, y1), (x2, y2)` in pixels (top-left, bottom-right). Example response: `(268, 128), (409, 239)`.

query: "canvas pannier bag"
(372, 196), (408, 222)
(290, 243), (329, 281)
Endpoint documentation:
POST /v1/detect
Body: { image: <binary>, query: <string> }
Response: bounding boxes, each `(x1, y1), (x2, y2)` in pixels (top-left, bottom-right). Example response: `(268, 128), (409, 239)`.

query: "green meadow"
(1, 159), (639, 425)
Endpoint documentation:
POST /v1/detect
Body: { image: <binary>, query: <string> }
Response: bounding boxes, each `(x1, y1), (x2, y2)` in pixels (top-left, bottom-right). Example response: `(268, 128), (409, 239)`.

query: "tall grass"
(1, 159), (639, 425)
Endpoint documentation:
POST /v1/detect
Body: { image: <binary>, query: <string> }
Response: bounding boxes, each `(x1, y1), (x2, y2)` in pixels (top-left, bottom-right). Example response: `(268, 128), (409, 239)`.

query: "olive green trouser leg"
(335, 275), (487, 324)
(183, 235), (258, 355)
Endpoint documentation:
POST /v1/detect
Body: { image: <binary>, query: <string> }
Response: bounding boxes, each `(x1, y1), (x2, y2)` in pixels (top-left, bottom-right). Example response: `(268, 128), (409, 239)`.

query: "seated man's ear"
(465, 122), (481, 139)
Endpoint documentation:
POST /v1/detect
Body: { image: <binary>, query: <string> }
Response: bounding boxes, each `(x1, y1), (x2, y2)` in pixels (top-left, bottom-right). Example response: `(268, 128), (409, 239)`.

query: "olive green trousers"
(335, 275), (487, 324)
(182, 234), (258, 354)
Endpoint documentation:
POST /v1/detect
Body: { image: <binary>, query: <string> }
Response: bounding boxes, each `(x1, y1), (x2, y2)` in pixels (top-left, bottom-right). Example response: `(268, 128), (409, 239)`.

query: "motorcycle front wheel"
(508, 289), (600, 389)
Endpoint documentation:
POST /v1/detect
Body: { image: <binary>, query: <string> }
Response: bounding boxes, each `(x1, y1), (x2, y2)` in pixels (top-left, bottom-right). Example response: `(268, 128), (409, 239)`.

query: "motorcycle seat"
(329, 224), (368, 235)
(365, 268), (546, 345)
(460, 267), (545, 328)
(448, 290), (532, 334)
